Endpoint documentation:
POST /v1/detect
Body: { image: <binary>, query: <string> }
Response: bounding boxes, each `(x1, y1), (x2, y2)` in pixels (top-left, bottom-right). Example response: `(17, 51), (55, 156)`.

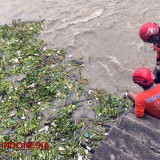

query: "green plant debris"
(0, 19), (131, 159)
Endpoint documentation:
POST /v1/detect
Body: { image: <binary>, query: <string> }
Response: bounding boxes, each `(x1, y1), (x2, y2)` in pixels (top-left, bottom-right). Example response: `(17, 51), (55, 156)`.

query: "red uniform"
(135, 84), (160, 118)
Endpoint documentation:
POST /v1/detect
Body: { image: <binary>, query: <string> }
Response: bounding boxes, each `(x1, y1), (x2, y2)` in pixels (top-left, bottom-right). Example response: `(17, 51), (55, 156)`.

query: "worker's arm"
(127, 91), (145, 118)
(134, 99), (145, 118)
(127, 91), (137, 103)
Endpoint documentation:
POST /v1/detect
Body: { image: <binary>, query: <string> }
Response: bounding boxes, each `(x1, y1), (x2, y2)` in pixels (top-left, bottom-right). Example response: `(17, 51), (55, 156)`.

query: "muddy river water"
(0, 0), (160, 93)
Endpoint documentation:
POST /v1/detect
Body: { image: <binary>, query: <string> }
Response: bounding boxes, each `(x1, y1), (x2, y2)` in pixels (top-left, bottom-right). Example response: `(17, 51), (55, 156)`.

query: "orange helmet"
(139, 22), (159, 42)
(132, 68), (155, 86)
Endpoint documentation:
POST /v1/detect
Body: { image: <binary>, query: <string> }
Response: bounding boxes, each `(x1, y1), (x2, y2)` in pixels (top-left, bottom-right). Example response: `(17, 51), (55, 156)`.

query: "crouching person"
(127, 68), (160, 118)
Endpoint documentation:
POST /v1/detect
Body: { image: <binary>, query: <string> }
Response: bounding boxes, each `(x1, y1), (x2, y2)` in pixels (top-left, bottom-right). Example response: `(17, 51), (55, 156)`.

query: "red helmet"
(139, 22), (159, 42)
(132, 68), (155, 86)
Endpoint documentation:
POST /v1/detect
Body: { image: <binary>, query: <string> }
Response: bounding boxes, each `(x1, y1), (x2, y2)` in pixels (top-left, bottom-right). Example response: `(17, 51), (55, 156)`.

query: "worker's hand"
(153, 44), (160, 52)
(121, 91), (128, 99)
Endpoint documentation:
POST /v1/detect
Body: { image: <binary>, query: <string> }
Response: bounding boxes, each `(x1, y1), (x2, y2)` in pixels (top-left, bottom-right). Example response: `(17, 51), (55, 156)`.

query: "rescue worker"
(127, 67), (160, 118)
(139, 22), (160, 83)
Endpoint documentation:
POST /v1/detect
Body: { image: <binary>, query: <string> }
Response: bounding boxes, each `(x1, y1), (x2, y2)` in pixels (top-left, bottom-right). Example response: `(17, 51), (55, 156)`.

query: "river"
(0, 0), (160, 93)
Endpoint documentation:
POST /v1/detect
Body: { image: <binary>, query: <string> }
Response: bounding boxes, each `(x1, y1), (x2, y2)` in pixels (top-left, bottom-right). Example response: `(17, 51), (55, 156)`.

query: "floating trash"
(77, 153), (83, 160)
(0, 19), (131, 159)
(21, 114), (26, 120)
(84, 132), (90, 139)
(58, 146), (65, 151)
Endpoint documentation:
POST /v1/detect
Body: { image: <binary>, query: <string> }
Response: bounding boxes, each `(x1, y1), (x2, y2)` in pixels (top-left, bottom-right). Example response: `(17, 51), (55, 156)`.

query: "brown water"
(0, 0), (160, 93)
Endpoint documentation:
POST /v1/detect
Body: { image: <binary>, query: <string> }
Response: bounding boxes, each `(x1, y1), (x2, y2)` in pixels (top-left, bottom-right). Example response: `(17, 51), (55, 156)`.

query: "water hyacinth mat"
(0, 19), (131, 160)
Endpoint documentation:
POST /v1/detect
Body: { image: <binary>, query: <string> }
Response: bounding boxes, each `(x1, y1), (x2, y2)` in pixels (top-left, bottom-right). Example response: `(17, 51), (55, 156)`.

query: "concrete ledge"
(107, 127), (160, 160)
(125, 113), (160, 133)
(91, 142), (137, 160)
(118, 116), (160, 154)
